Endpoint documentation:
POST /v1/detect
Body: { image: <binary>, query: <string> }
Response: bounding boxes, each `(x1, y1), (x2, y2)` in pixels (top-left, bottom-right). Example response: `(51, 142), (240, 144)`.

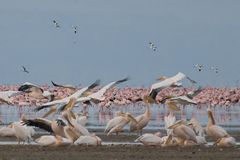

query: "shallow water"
(0, 104), (240, 131)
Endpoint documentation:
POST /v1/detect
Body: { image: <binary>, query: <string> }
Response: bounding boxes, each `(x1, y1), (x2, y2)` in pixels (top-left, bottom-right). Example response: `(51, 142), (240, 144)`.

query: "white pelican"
(35, 135), (57, 146)
(216, 137), (236, 147)
(129, 104), (151, 135)
(161, 113), (179, 147)
(105, 111), (125, 133)
(135, 132), (162, 146)
(106, 112), (137, 136)
(51, 81), (77, 95)
(189, 117), (205, 137)
(206, 109), (231, 143)
(74, 135), (102, 146)
(34, 79), (100, 111)
(23, 116), (80, 143)
(61, 109), (91, 136)
(76, 112), (88, 126)
(188, 117), (207, 146)
(35, 135), (72, 146)
(82, 77), (129, 104)
(9, 122), (35, 144)
(168, 120), (197, 146)
(0, 91), (22, 105)
(167, 86), (202, 106)
(144, 72), (186, 104)
(0, 126), (16, 137)
(18, 82), (54, 100)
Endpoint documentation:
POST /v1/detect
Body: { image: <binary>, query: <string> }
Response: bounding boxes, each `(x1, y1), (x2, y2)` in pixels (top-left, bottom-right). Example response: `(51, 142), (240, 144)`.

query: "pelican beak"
(69, 111), (76, 120)
(118, 112), (126, 117)
(143, 96), (155, 104)
(42, 106), (57, 118)
(166, 101), (180, 111)
(168, 120), (183, 129)
(165, 135), (172, 145)
(127, 114), (138, 124)
(64, 98), (77, 111)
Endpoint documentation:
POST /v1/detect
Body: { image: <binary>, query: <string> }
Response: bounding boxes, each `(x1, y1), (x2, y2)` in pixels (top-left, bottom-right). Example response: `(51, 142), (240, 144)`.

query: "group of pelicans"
(0, 72), (237, 147)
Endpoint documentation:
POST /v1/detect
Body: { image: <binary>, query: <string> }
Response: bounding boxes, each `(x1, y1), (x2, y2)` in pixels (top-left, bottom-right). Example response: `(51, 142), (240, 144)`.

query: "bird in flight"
(53, 20), (60, 28)
(194, 64), (203, 72)
(73, 26), (78, 34)
(22, 66), (29, 74)
(211, 66), (219, 74)
(149, 42), (157, 52)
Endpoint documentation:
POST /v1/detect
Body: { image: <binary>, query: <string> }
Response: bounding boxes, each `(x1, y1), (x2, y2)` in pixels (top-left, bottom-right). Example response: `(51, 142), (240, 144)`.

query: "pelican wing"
(105, 116), (125, 133)
(34, 99), (67, 111)
(51, 81), (76, 90)
(186, 76), (197, 84)
(135, 133), (162, 144)
(35, 80), (100, 111)
(22, 118), (53, 133)
(170, 96), (197, 105)
(89, 77), (128, 101)
(0, 91), (22, 98)
(149, 72), (186, 97)
(208, 125), (229, 138)
(187, 86), (202, 99)
(18, 82), (44, 93)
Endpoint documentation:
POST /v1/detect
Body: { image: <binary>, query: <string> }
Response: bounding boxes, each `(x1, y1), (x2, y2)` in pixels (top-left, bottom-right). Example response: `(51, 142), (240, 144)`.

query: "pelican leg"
(17, 138), (20, 145)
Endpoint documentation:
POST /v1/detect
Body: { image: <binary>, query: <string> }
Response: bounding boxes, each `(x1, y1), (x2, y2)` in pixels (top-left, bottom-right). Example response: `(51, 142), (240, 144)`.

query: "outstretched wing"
(89, 77), (129, 101)
(187, 86), (202, 99)
(22, 118), (53, 133)
(149, 72), (186, 99)
(51, 81), (76, 90)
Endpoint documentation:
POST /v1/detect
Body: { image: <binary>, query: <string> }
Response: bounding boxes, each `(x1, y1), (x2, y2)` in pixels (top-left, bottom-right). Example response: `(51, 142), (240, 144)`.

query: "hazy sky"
(0, 0), (240, 87)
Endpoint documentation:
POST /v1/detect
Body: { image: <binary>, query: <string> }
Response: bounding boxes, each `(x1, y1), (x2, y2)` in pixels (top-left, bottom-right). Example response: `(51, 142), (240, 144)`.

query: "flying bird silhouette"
(73, 26), (78, 34)
(53, 20), (60, 28)
(22, 66), (29, 73)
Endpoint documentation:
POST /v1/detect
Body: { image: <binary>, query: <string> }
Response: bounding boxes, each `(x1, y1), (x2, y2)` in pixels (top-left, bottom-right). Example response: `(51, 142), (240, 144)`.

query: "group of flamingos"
(0, 72), (236, 147)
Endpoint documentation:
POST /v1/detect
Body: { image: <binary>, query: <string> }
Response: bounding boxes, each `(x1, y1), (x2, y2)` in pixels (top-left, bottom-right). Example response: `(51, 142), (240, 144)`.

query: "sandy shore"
(0, 145), (239, 160)
(0, 130), (240, 160)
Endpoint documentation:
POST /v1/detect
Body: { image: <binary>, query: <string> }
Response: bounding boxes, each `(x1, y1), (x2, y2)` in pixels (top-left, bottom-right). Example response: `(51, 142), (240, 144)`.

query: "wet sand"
(0, 145), (240, 160)
(0, 130), (240, 160)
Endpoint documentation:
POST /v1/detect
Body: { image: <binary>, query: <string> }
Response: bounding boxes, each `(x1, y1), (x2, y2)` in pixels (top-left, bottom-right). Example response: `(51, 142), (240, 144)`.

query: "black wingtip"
(18, 85), (29, 92)
(33, 105), (49, 112)
(116, 77), (129, 84)
(51, 81), (60, 87)
(88, 79), (101, 89)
